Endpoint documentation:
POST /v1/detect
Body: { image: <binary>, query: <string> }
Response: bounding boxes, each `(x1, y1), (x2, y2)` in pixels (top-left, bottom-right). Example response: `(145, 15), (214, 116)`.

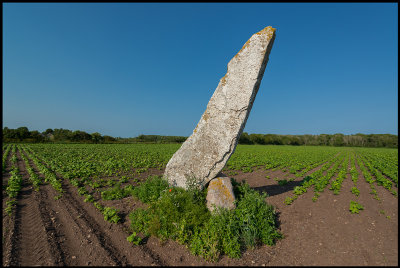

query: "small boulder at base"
(206, 175), (236, 212)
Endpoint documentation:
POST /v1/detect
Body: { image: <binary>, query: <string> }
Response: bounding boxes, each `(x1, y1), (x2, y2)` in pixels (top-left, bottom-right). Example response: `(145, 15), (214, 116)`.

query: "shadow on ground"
(252, 177), (311, 197)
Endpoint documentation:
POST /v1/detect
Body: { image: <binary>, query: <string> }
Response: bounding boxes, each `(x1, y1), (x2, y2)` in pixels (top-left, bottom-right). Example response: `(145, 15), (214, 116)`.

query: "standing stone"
(164, 26), (276, 190)
(206, 174), (236, 212)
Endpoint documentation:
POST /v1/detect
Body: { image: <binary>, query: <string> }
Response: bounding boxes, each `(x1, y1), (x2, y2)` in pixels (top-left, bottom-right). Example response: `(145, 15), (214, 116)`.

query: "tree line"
(238, 132), (398, 148)
(2, 127), (186, 144)
(2, 127), (398, 148)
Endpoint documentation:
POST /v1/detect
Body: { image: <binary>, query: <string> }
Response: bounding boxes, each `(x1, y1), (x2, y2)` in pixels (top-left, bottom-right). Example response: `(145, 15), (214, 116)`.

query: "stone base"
(206, 174), (236, 213)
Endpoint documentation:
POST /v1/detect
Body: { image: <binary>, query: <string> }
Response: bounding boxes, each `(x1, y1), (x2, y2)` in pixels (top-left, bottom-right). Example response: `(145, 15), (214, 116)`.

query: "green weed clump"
(131, 175), (169, 203)
(101, 183), (134, 200)
(129, 176), (282, 262)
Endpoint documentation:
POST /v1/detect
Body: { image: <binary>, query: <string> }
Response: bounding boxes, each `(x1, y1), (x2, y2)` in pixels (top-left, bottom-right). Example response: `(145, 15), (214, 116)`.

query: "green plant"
(93, 201), (104, 212)
(84, 194), (94, 203)
(241, 166), (253, 173)
(70, 178), (81, 187)
(349, 201), (364, 214)
(277, 179), (288, 186)
(293, 186), (306, 195)
(77, 186), (88, 196)
(102, 207), (121, 223)
(5, 200), (17, 215)
(119, 176), (129, 183)
(351, 187), (360, 196)
(101, 184), (134, 200)
(284, 196), (294, 205)
(129, 178), (281, 262)
(131, 176), (169, 203)
(127, 232), (142, 245)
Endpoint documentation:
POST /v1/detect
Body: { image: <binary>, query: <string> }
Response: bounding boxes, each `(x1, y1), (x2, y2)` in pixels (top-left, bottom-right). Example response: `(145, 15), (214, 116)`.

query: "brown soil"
(2, 148), (398, 266)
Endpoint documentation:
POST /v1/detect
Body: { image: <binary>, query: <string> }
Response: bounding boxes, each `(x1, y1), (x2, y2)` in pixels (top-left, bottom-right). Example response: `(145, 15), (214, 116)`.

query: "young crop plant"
(349, 201), (364, 214)
(77, 186), (88, 196)
(93, 201), (104, 212)
(19, 148), (42, 191)
(312, 192), (320, 202)
(284, 195), (297, 205)
(277, 179), (288, 186)
(293, 186), (307, 195)
(356, 148), (398, 187)
(357, 155), (382, 201)
(358, 153), (395, 194)
(351, 187), (360, 196)
(103, 207), (121, 223)
(119, 176), (129, 183)
(2, 144), (12, 172)
(84, 194), (95, 203)
(129, 177), (282, 262)
(127, 232), (142, 245)
(5, 200), (17, 216)
(6, 168), (23, 198)
(24, 148), (64, 195)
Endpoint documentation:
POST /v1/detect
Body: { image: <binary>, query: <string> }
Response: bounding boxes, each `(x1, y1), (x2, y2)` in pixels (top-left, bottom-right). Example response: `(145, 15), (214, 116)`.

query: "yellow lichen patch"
(220, 74), (227, 87)
(209, 178), (235, 202)
(234, 26), (276, 59)
(193, 123), (198, 134)
(202, 111), (210, 122)
(256, 26), (276, 40)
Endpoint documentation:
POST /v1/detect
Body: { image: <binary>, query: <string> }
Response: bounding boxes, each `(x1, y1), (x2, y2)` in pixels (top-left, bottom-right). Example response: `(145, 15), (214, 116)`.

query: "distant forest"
(2, 127), (398, 148)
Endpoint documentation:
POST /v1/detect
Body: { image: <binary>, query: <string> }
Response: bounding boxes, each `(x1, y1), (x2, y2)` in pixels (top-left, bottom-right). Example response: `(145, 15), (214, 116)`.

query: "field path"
(4, 150), (60, 266)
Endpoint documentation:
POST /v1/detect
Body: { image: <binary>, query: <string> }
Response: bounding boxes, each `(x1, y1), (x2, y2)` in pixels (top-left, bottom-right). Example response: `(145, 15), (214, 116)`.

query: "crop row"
(4, 145), (22, 216)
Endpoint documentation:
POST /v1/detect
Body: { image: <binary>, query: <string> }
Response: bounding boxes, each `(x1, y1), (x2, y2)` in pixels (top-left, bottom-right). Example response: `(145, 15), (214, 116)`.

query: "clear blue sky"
(3, 3), (398, 137)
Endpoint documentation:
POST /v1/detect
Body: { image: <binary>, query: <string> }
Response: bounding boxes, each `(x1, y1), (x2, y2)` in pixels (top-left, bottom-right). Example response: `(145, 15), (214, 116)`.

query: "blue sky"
(3, 3), (398, 137)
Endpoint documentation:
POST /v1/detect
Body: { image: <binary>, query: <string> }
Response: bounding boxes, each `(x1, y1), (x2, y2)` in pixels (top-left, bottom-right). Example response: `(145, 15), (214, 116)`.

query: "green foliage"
(6, 168), (23, 198)
(284, 196), (295, 205)
(93, 201), (104, 212)
(131, 176), (169, 203)
(241, 166), (253, 173)
(277, 179), (288, 186)
(351, 187), (360, 196)
(129, 178), (281, 262)
(77, 186), (88, 196)
(102, 207), (121, 223)
(5, 199), (17, 216)
(119, 176), (129, 183)
(127, 232), (142, 245)
(84, 194), (94, 203)
(130, 185), (209, 242)
(293, 186), (307, 195)
(101, 183), (134, 200)
(349, 201), (364, 214)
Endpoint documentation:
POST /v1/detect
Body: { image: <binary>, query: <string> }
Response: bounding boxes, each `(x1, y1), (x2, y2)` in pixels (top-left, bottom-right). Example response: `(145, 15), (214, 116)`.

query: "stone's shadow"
(274, 210), (282, 230)
(118, 212), (128, 224)
(253, 179), (304, 197)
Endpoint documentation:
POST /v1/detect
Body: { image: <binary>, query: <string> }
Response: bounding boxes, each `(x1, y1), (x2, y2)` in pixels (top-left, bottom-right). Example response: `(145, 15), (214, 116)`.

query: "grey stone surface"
(206, 175), (236, 212)
(164, 26), (276, 190)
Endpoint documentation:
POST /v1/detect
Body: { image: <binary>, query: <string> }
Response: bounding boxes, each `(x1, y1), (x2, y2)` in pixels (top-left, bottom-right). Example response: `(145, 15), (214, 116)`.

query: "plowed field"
(2, 144), (398, 266)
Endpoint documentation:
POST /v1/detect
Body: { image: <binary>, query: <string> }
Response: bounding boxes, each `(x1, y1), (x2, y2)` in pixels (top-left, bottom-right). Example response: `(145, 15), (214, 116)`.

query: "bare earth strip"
(5, 150), (59, 266)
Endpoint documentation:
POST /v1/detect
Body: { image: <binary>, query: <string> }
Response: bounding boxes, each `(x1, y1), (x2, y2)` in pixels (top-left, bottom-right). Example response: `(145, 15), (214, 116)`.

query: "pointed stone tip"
(256, 26), (276, 36)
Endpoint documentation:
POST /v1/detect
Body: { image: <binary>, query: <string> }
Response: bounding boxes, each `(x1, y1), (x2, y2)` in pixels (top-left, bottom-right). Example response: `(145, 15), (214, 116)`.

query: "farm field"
(2, 143), (398, 266)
